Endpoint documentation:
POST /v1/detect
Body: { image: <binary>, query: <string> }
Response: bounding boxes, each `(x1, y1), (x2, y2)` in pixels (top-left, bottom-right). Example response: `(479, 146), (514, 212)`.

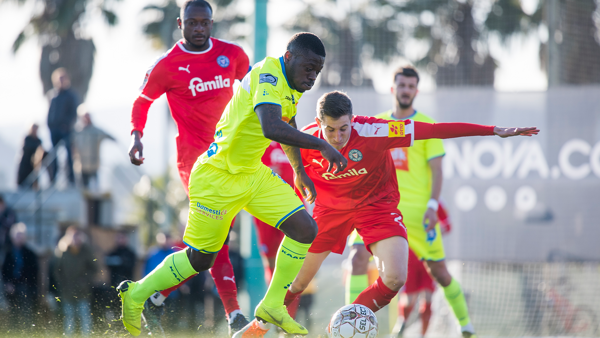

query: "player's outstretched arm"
(414, 122), (539, 140)
(128, 130), (144, 166)
(256, 104), (348, 174)
(280, 117), (317, 204)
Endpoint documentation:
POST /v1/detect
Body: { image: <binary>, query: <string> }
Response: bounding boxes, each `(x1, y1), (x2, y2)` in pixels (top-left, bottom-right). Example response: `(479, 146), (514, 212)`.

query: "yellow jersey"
(199, 56), (303, 174)
(375, 110), (445, 209)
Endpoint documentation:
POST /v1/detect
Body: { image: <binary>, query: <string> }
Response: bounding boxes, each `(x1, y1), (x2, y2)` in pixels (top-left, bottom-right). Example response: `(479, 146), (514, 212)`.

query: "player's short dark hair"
(181, 0), (213, 17)
(393, 65), (419, 84)
(287, 32), (326, 58)
(317, 91), (353, 121)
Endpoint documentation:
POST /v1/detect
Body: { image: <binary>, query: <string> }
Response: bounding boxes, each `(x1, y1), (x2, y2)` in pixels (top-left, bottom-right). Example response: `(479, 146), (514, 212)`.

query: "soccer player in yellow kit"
(346, 66), (478, 338)
(118, 32), (347, 336)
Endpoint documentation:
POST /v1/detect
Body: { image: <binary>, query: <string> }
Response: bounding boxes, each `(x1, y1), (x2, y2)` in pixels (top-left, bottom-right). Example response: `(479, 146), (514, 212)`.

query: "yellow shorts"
(184, 163), (304, 254)
(348, 204), (446, 261)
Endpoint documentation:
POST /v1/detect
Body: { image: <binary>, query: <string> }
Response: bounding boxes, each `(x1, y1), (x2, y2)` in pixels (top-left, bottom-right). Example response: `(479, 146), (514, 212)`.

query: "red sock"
(420, 302), (432, 335)
(160, 276), (194, 297)
(399, 301), (415, 320)
(284, 289), (302, 318)
(352, 277), (397, 313)
(209, 244), (240, 316)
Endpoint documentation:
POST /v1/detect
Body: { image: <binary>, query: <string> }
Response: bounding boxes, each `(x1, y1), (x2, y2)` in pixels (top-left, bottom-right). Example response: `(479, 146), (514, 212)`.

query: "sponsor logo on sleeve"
(259, 73), (278, 86)
(388, 121), (405, 137)
(348, 149), (363, 162)
(217, 55), (230, 68)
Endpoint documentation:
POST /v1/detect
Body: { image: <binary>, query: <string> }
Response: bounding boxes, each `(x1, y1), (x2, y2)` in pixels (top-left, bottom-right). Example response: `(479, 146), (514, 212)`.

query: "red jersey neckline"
(176, 38), (214, 55)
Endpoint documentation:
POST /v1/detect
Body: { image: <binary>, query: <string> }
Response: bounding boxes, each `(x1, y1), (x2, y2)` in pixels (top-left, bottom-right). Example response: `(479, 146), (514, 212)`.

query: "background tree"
(485, 0), (600, 85)
(285, 0), (406, 88)
(140, 0), (249, 51)
(5, 0), (121, 99)
(398, 0), (496, 86)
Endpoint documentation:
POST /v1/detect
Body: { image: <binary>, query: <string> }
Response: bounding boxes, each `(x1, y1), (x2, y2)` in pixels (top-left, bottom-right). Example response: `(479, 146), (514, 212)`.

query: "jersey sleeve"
(252, 67), (284, 109)
(235, 49), (251, 81)
(131, 58), (169, 136)
(352, 116), (414, 150)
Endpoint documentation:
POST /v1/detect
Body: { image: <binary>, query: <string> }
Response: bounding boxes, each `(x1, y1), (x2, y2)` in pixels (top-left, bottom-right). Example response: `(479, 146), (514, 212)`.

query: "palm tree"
(5, 0), (121, 99)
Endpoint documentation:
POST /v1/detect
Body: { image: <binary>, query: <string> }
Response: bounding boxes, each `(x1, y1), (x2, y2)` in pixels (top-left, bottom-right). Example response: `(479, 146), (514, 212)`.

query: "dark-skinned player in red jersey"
(237, 91), (538, 337)
(125, 0), (250, 336)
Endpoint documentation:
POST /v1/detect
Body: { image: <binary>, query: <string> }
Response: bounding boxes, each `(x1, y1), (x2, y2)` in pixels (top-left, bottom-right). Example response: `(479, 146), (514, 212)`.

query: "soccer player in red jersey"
(272, 91), (538, 336)
(126, 0), (250, 335)
(397, 248), (437, 337)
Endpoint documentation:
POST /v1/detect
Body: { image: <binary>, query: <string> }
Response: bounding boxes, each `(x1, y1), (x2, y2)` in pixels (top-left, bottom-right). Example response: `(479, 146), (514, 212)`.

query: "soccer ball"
(328, 304), (378, 338)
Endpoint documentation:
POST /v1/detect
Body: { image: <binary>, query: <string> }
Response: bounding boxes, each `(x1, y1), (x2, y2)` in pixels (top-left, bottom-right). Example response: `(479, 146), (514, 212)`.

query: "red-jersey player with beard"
(125, 0), (250, 336)
(273, 91), (538, 336)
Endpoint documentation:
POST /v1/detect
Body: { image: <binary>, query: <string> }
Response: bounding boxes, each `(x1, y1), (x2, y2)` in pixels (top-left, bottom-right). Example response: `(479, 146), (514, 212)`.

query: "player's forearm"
(264, 121), (327, 151)
(281, 144), (305, 173)
(414, 121), (495, 140)
(430, 162), (443, 201)
(256, 104), (327, 151)
(131, 96), (153, 136)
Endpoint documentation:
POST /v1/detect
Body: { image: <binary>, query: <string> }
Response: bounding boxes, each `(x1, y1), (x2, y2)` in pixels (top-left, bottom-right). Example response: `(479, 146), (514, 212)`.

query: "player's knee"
(382, 270), (407, 292)
(187, 248), (215, 272)
(296, 218), (318, 244)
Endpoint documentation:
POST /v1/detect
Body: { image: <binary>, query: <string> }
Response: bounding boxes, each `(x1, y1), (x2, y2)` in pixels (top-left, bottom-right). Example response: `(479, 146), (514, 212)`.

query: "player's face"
(285, 50), (325, 93)
(316, 114), (352, 150)
(392, 75), (418, 109)
(178, 6), (213, 50)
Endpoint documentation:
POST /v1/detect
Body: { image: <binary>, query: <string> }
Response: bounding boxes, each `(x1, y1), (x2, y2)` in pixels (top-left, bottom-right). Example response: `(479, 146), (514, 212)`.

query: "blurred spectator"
(0, 195), (17, 251)
(144, 232), (176, 277)
(53, 226), (97, 336)
(47, 68), (79, 186)
(73, 107), (115, 190)
(2, 223), (38, 331)
(105, 231), (136, 288)
(17, 124), (45, 189)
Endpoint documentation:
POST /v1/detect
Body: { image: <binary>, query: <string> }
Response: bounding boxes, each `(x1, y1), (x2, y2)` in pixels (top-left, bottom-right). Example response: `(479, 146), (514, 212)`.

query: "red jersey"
(301, 116), (414, 210)
(131, 38), (250, 168)
(261, 141), (294, 185)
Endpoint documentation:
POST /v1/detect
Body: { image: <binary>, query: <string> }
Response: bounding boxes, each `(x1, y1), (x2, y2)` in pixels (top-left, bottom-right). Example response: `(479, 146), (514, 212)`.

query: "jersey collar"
(177, 38), (213, 54)
(388, 109), (417, 120)
(279, 56), (293, 89)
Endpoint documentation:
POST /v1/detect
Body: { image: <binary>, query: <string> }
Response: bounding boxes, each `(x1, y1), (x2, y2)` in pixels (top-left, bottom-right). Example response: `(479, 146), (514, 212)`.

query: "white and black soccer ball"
(328, 304), (378, 338)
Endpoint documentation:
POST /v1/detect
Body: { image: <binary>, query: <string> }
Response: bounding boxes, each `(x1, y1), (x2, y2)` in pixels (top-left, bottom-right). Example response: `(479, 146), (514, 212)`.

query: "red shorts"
(254, 217), (285, 258)
(403, 248), (436, 294)
(310, 196), (407, 255)
(178, 164), (194, 197)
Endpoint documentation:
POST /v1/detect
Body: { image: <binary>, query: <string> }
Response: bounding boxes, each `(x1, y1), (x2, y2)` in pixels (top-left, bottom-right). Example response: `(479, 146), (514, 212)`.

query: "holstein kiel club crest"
(217, 55), (230, 68)
(349, 149), (363, 162)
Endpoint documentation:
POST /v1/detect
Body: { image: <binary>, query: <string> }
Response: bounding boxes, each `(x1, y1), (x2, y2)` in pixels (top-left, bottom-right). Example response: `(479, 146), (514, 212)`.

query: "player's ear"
(283, 51), (292, 64)
(315, 117), (322, 128)
(177, 17), (182, 29)
(390, 86), (394, 95)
